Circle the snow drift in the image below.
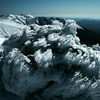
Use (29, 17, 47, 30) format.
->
(0, 14, 100, 100)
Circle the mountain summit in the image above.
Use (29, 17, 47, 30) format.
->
(0, 14, 100, 100)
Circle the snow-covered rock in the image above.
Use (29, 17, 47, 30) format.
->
(0, 14, 100, 100)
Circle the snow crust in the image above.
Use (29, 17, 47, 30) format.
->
(0, 14, 100, 100)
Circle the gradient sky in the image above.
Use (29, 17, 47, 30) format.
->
(0, 0, 100, 18)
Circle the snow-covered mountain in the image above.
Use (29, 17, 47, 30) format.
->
(0, 14, 100, 100)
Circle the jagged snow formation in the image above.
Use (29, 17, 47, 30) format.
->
(0, 14, 100, 100)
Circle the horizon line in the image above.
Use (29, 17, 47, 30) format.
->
(0, 13, 100, 19)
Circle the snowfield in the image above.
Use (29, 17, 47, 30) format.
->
(0, 14, 100, 100)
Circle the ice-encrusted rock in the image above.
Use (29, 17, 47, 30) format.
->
(2, 48, 49, 97)
(34, 49, 53, 68)
(0, 15, 100, 100)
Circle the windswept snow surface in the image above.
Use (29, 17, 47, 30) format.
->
(0, 14, 100, 100)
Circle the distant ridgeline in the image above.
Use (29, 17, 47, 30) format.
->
(0, 14, 100, 100)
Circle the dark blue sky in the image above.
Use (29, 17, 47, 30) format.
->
(0, 0, 100, 18)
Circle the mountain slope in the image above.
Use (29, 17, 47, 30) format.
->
(77, 27, 100, 46)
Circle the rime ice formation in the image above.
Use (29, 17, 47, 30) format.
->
(0, 14, 100, 100)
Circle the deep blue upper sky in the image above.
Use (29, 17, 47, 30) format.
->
(0, 0, 100, 18)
